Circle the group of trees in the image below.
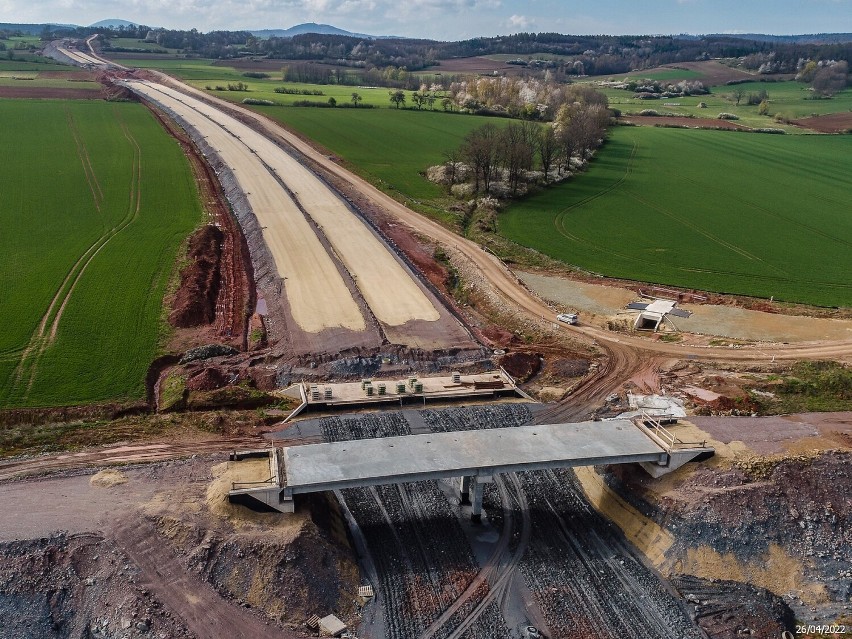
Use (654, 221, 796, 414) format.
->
(796, 59, 850, 96)
(445, 77, 609, 121)
(447, 95, 610, 196)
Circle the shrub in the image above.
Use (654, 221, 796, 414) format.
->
(242, 72, 269, 79)
(273, 86, 325, 95)
(717, 112, 739, 120)
(639, 109, 660, 116)
(242, 98, 275, 106)
(292, 100, 335, 108)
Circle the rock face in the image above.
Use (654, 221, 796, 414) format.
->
(169, 225, 223, 328)
(179, 343, 239, 365)
(608, 450, 852, 621)
(672, 575, 795, 639)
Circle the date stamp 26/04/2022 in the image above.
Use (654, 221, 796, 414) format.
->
(784, 626, 850, 637)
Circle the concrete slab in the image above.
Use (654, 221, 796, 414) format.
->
(281, 419, 668, 495)
(301, 371, 516, 407)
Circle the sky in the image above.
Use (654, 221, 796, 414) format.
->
(2, 0, 851, 40)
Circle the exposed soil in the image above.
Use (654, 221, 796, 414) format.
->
(791, 112, 852, 133)
(621, 115, 750, 130)
(148, 104, 253, 352)
(428, 56, 527, 76)
(517, 270, 852, 343)
(169, 225, 223, 328)
(185, 366, 229, 391)
(0, 456, 358, 637)
(0, 533, 194, 639)
(497, 352, 542, 382)
(671, 575, 795, 639)
(638, 61, 761, 87)
(607, 449, 852, 623)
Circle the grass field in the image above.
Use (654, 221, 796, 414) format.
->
(0, 76, 101, 89)
(105, 37, 177, 53)
(0, 100, 202, 408)
(500, 126, 852, 307)
(252, 106, 505, 224)
(598, 80, 852, 129)
(0, 58, 66, 72)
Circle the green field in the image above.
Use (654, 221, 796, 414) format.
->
(0, 100, 202, 407)
(251, 106, 506, 222)
(0, 76, 101, 90)
(106, 37, 176, 53)
(500, 126, 852, 307)
(597, 80, 852, 129)
(0, 58, 66, 72)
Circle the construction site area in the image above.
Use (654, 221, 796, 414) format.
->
(0, 36, 850, 639)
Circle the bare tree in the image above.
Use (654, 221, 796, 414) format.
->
(538, 125, 558, 182)
(499, 122, 537, 195)
(442, 148, 462, 193)
(461, 124, 499, 193)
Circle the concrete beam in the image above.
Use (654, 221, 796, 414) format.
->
(639, 448, 715, 478)
(281, 420, 670, 496)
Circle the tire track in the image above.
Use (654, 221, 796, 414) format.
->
(7, 110, 144, 401)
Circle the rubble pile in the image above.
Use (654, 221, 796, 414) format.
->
(0, 533, 191, 639)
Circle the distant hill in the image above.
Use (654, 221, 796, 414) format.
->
(0, 22, 76, 34)
(89, 19, 137, 29)
(701, 33, 852, 44)
(250, 22, 388, 39)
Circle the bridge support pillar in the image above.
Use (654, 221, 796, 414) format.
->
(459, 476, 471, 505)
(470, 475, 492, 523)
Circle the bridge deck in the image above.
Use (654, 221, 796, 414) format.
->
(280, 419, 667, 495)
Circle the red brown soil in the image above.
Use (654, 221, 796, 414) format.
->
(147, 105, 253, 350)
(481, 325, 514, 347)
(622, 115, 749, 130)
(37, 70, 97, 80)
(790, 112, 852, 133)
(0, 86, 103, 99)
(639, 61, 761, 86)
(430, 56, 526, 76)
(185, 366, 229, 391)
(498, 351, 542, 381)
(169, 225, 223, 328)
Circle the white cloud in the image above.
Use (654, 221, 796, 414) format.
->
(507, 13, 532, 29)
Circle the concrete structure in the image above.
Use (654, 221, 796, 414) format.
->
(229, 416, 712, 521)
(629, 298, 691, 331)
(291, 370, 521, 412)
(318, 614, 347, 637)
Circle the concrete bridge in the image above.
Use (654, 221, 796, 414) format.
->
(229, 416, 713, 521)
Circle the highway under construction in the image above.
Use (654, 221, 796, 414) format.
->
(29, 37, 848, 639)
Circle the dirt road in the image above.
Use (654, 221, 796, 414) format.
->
(110, 516, 297, 639)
